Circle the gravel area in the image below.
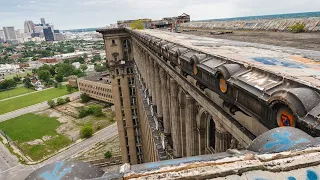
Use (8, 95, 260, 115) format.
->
(180, 28, 320, 51)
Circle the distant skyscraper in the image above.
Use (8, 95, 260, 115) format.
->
(0, 30, 5, 41)
(24, 20, 35, 35)
(3, 27, 17, 40)
(43, 27, 54, 41)
(41, 18, 46, 25)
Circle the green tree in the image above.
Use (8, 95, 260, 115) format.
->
(130, 20, 145, 30)
(104, 151, 112, 158)
(55, 63, 75, 77)
(47, 100, 56, 108)
(80, 93, 91, 102)
(55, 74, 63, 82)
(38, 70, 51, 82)
(66, 84, 73, 93)
(23, 78, 33, 89)
(0, 79, 17, 90)
(81, 126, 93, 138)
(13, 75, 21, 82)
(80, 64, 88, 71)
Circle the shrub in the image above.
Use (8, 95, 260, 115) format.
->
(104, 102, 114, 108)
(78, 107, 88, 118)
(66, 84, 73, 93)
(288, 22, 306, 33)
(65, 97, 70, 102)
(56, 98, 66, 105)
(87, 105, 104, 117)
(130, 20, 145, 30)
(104, 151, 112, 158)
(81, 126, 93, 138)
(47, 100, 56, 108)
(80, 93, 91, 102)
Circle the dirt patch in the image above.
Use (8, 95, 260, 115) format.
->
(181, 28, 320, 51)
(26, 139, 43, 145)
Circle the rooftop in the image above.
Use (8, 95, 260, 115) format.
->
(81, 72, 112, 84)
(139, 29, 320, 88)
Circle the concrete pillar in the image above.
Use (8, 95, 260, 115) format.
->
(186, 95, 198, 156)
(179, 93, 186, 157)
(151, 60, 156, 104)
(170, 78, 182, 157)
(160, 68, 170, 134)
(215, 122, 232, 153)
(155, 64, 162, 118)
(198, 128, 206, 155)
(147, 56, 152, 94)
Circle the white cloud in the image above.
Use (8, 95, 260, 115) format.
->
(29, 1, 36, 3)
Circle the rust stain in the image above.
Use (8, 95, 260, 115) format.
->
(290, 55, 316, 64)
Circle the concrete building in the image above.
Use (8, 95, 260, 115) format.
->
(0, 30, 5, 42)
(3, 27, 17, 40)
(40, 18, 46, 25)
(77, 73, 114, 103)
(43, 26, 54, 41)
(95, 27, 320, 168)
(24, 20, 35, 35)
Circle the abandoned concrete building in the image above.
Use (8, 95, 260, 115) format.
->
(95, 26, 320, 171)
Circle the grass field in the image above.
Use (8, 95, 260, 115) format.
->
(0, 113, 72, 161)
(4, 70, 32, 80)
(0, 87, 35, 100)
(0, 86, 71, 115)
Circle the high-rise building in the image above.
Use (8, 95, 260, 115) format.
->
(41, 18, 46, 25)
(3, 27, 17, 40)
(24, 20, 35, 35)
(97, 29, 142, 164)
(43, 26, 54, 41)
(0, 30, 5, 41)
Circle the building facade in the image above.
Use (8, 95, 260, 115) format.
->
(77, 73, 114, 103)
(43, 26, 54, 41)
(3, 27, 17, 40)
(24, 20, 35, 35)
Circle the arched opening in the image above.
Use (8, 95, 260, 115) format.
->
(207, 116, 216, 153)
(197, 109, 208, 155)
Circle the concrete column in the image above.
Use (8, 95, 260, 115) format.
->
(151, 60, 156, 104)
(160, 69, 170, 134)
(170, 78, 182, 157)
(179, 93, 186, 157)
(155, 64, 162, 118)
(147, 56, 152, 94)
(215, 122, 232, 153)
(186, 95, 198, 156)
(198, 128, 206, 155)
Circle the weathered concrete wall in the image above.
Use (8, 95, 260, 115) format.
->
(180, 18, 320, 32)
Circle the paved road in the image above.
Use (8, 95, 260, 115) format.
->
(0, 123, 118, 180)
(0, 92, 80, 122)
(0, 141, 19, 173)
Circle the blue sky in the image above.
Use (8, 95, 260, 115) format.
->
(1, 0, 320, 30)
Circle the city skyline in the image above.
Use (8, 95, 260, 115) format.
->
(1, 0, 320, 30)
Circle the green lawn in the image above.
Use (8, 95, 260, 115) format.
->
(4, 70, 32, 80)
(0, 86, 71, 115)
(0, 113, 72, 161)
(0, 87, 35, 100)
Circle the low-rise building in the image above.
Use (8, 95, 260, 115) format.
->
(77, 72, 113, 103)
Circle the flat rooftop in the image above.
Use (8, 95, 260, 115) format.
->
(81, 72, 112, 84)
(140, 29, 320, 88)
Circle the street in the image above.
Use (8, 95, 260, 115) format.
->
(0, 123, 118, 180)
